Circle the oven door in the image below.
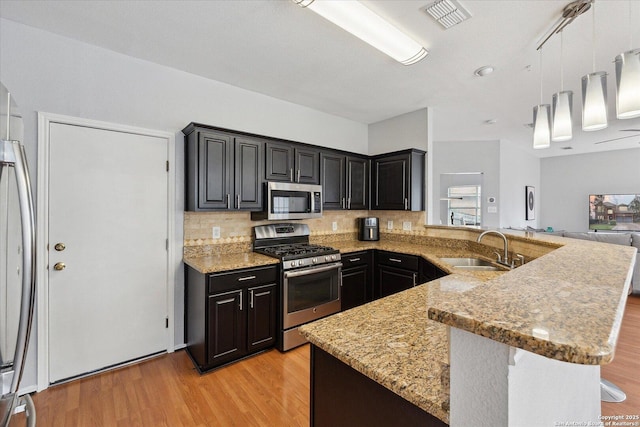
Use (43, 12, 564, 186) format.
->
(282, 262, 341, 329)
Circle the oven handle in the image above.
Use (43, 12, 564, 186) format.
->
(283, 262, 342, 279)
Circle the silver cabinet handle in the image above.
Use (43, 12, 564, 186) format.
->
(290, 168, 294, 182)
(342, 198, 346, 209)
(237, 194, 240, 210)
(249, 289, 254, 309)
(237, 275, 256, 281)
(239, 291, 243, 311)
(348, 197, 351, 209)
(226, 193, 230, 209)
(297, 169, 301, 182)
(389, 258, 402, 263)
(404, 198, 408, 210)
(413, 272, 417, 287)
(348, 258, 361, 262)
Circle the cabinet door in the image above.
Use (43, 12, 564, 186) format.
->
(247, 283, 277, 352)
(207, 289, 246, 365)
(295, 148, 320, 184)
(347, 156, 369, 210)
(199, 132, 233, 209)
(419, 257, 447, 284)
(320, 152, 346, 210)
(377, 265, 416, 298)
(372, 154, 409, 210)
(265, 141, 294, 182)
(234, 137, 264, 210)
(341, 265, 370, 311)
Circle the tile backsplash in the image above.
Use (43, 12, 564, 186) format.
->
(184, 210, 426, 247)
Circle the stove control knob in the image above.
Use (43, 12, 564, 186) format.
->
(312, 257, 318, 264)
(290, 261, 297, 268)
(325, 256, 330, 262)
(331, 255, 337, 261)
(299, 259, 305, 266)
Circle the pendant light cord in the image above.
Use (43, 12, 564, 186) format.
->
(592, 1, 596, 72)
(560, 30, 564, 90)
(539, 48, 543, 104)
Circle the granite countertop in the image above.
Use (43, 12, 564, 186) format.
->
(299, 274, 498, 425)
(184, 251, 278, 274)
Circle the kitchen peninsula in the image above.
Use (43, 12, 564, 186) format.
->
(298, 227, 637, 427)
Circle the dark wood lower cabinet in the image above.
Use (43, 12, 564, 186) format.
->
(378, 265, 416, 298)
(186, 265, 278, 372)
(341, 251, 372, 311)
(310, 345, 447, 427)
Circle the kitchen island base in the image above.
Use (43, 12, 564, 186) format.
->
(310, 345, 447, 427)
(450, 328, 601, 427)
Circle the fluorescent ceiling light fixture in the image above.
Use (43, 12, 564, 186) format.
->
(424, 0, 472, 29)
(615, 49, 640, 119)
(294, 0, 428, 65)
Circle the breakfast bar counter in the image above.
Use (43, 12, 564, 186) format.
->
(299, 229, 637, 426)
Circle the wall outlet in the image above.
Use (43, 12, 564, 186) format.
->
(403, 221, 412, 231)
(332, 221, 338, 231)
(212, 226, 221, 239)
(387, 220, 393, 230)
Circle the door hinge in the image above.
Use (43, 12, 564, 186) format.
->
(165, 317, 169, 328)
(166, 160, 169, 172)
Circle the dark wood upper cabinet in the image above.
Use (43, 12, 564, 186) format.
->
(184, 124, 264, 211)
(234, 137, 264, 210)
(320, 152, 346, 210)
(266, 141, 319, 184)
(321, 151, 369, 210)
(371, 149, 425, 211)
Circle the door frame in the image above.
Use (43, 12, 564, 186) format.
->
(36, 112, 176, 391)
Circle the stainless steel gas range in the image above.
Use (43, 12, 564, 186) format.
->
(253, 223, 341, 351)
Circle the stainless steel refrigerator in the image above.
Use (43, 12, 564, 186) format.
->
(0, 82, 36, 426)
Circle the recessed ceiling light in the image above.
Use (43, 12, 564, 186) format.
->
(474, 66, 494, 77)
(484, 119, 497, 125)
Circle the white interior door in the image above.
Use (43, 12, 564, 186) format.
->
(47, 122, 169, 383)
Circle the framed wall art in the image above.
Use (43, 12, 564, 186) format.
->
(526, 186, 535, 220)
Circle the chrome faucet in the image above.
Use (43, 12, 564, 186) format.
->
(477, 230, 510, 267)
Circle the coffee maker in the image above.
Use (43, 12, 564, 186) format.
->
(358, 217, 379, 241)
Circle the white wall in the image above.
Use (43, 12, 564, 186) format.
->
(540, 148, 640, 231)
(0, 18, 368, 391)
(431, 140, 501, 228)
(500, 141, 540, 229)
(368, 108, 428, 156)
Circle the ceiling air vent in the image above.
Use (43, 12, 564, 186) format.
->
(423, 0, 472, 29)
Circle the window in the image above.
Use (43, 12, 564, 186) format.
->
(447, 185, 481, 226)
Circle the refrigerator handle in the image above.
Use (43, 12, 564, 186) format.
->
(8, 140, 36, 394)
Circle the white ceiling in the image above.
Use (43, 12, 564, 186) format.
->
(1, 0, 639, 158)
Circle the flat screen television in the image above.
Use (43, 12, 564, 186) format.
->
(589, 194, 640, 231)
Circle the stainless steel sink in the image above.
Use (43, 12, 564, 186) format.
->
(440, 257, 501, 271)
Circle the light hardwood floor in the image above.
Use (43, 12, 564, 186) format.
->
(10, 295, 640, 426)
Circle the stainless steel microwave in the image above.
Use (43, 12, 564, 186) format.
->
(252, 182, 322, 220)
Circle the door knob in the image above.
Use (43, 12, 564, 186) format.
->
(54, 243, 66, 251)
(53, 262, 66, 271)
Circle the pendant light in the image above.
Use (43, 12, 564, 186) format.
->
(581, 2, 608, 131)
(533, 49, 551, 149)
(614, 1, 640, 119)
(552, 30, 573, 142)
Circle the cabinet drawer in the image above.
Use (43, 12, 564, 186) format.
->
(342, 251, 369, 268)
(208, 265, 278, 294)
(376, 251, 418, 271)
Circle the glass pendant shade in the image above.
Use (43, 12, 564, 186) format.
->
(615, 49, 640, 119)
(552, 91, 573, 142)
(581, 72, 608, 131)
(533, 104, 551, 149)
